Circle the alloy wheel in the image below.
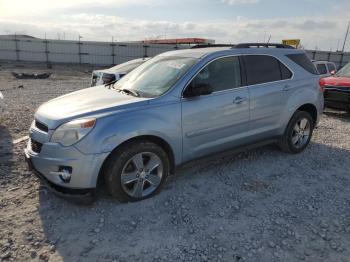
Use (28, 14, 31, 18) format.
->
(291, 118, 311, 148)
(120, 152, 163, 198)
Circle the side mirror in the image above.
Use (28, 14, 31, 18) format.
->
(184, 83, 213, 98)
(330, 70, 336, 75)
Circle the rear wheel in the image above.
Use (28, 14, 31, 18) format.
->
(104, 141, 170, 202)
(346, 106, 350, 115)
(278, 111, 314, 154)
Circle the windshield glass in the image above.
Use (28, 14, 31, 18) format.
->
(336, 63, 350, 77)
(114, 56, 198, 97)
(111, 59, 148, 73)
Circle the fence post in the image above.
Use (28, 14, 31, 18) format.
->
(78, 36, 82, 65)
(111, 42, 116, 65)
(143, 45, 149, 58)
(327, 52, 331, 62)
(339, 52, 344, 69)
(312, 51, 316, 60)
(14, 34, 20, 62)
(43, 39, 51, 68)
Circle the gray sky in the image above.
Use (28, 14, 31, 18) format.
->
(0, 0, 349, 51)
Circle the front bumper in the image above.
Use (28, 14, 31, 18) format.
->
(25, 155, 96, 203)
(324, 88, 350, 110)
(24, 138, 109, 190)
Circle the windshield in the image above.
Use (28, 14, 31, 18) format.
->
(336, 63, 350, 77)
(111, 59, 148, 73)
(114, 56, 198, 97)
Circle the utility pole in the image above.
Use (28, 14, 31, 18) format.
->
(267, 35, 271, 44)
(341, 21, 350, 53)
(339, 21, 350, 69)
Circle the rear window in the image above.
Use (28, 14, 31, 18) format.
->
(244, 55, 292, 85)
(286, 53, 318, 74)
(316, 64, 327, 74)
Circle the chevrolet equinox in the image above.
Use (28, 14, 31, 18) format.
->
(25, 43, 324, 202)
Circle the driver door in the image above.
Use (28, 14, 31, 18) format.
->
(181, 56, 250, 162)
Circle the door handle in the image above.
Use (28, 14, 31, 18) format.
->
(282, 85, 292, 91)
(233, 96, 247, 104)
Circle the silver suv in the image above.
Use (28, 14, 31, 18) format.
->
(25, 43, 324, 202)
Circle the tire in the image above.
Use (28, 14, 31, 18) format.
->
(278, 110, 314, 154)
(104, 141, 170, 202)
(346, 106, 350, 115)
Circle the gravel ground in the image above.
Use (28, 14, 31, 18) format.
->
(0, 64, 350, 262)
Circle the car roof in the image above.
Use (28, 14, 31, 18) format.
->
(160, 46, 305, 59)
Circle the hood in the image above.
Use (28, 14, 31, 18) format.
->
(323, 76, 350, 87)
(35, 86, 149, 128)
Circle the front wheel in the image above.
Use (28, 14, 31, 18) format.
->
(104, 141, 170, 202)
(278, 111, 314, 154)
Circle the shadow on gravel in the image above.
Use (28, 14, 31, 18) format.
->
(36, 141, 350, 261)
(0, 125, 13, 181)
(324, 110, 350, 123)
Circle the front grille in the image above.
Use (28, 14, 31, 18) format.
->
(35, 120, 49, 133)
(30, 139, 43, 154)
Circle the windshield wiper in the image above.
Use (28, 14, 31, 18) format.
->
(114, 88, 140, 97)
(104, 80, 118, 88)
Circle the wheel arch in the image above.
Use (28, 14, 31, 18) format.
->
(296, 103, 318, 125)
(97, 135, 176, 187)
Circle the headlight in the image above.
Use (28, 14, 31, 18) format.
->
(51, 118, 96, 146)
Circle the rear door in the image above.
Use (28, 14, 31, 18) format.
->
(243, 55, 293, 136)
(181, 56, 250, 161)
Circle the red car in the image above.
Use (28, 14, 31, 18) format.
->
(320, 62, 350, 113)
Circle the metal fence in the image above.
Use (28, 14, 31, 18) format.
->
(0, 37, 188, 66)
(0, 37, 349, 69)
(305, 50, 350, 69)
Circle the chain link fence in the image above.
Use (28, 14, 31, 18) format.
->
(305, 50, 350, 69)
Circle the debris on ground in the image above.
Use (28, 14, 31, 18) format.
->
(11, 72, 52, 79)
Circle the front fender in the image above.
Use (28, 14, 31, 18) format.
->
(74, 102, 182, 165)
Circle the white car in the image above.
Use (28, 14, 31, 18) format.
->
(91, 58, 150, 86)
(312, 60, 337, 77)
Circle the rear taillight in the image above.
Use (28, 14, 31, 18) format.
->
(319, 78, 326, 92)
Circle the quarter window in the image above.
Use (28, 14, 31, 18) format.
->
(286, 53, 318, 75)
(188, 56, 242, 93)
(244, 55, 292, 85)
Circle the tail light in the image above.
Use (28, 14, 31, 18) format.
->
(319, 78, 326, 92)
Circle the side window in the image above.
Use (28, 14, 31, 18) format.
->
(316, 64, 327, 74)
(244, 55, 290, 85)
(189, 56, 241, 93)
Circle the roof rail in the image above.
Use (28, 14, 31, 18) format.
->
(190, 44, 235, 49)
(234, 43, 295, 49)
